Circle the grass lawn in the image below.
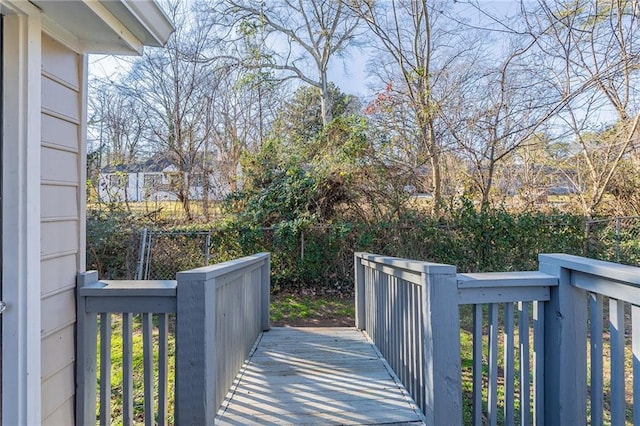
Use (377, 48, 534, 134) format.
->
(270, 293, 355, 327)
(88, 200, 223, 222)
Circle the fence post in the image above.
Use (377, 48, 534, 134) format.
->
(354, 253, 365, 330)
(539, 254, 587, 424)
(421, 264, 462, 425)
(76, 271, 99, 426)
(175, 270, 216, 425)
(615, 218, 621, 262)
(137, 228, 147, 280)
(204, 230, 211, 265)
(261, 253, 271, 331)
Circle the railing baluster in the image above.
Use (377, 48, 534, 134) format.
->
(518, 301, 530, 426)
(158, 313, 169, 426)
(401, 280, 409, 387)
(633, 305, 640, 426)
(472, 304, 483, 425)
(385, 273, 390, 360)
(372, 269, 377, 344)
(504, 302, 515, 426)
(488, 303, 499, 426)
(100, 312, 112, 426)
(142, 313, 155, 426)
(390, 276, 395, 369)
(417, 284, 424, 413)
(412, 284, 419, 406)
(371, 268, 375, 336)
(533, 300, 544, 426)
(123, 313, 133, 426)
(355, 256, 365, 330)
(372, 268, 377, 340)
(609, 298, 626, 425)
(394, 277, 400, 374)
(589, 293, 604, 426)
(384, 272, 389, 358)
(366, 268, 371, 333)
(395, 278, 401, 376)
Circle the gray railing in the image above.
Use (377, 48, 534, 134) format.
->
(538, 253, 640, 425)
(354, 253, 462, 424)
(356, 252, 640, 425)
(175, 252, 270, 424)
(76, 252, 270, 425)
(456, 271, 556, 425)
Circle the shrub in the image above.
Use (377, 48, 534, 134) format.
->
(86, 204, 587, 293)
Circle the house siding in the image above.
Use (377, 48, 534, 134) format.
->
(40, 33, 83, 424)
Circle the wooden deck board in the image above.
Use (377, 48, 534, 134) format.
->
(216, 327, 426, 426)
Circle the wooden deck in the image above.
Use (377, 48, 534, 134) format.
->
(215, 327, 426, 425)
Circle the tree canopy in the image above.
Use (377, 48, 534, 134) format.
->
(88, 0, 640, 221)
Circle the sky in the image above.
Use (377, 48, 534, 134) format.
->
(89, 1, 522, 100)
(89, 49, 373, 98)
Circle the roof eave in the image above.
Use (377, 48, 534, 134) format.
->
(101, 0, 174, 48)
(29, 0, 174, 55)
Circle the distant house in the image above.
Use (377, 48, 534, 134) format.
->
(1, 1, 173, 424)
(98, 156, 231, 202)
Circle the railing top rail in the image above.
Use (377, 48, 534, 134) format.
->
(177, 252, 270, 281)
(78, 280, 177, 297)
(355, 252, 455, 274)
(540, 253, 640, 286)
(78, 278, 177, 314)
(457, 271, 558, 289)
(456, 271, 556, 305)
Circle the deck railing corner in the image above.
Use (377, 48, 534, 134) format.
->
(355, 253, 462, 425)
(175, 252, 271, 425)
(76, 252, 270, 426)
(538, 254, 588, 424)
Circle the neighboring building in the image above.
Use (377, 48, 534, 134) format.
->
(1, 1, 172, 424)
(98, 157, 231, 203)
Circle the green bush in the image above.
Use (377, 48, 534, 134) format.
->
(86, 209, 146, 279)
(86, 204, 587, 293)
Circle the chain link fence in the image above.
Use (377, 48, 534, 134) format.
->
(89, 215, 640, 288)
(137, 229, 211, 280)
(586, 217, 640, 266)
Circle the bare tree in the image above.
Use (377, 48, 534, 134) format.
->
(443, 48, 557, 209)
(88, 79, 148, 167)
(351, 0, 483, 213)
(523, 0, 640, 217)
(210, 67, 283, 194)
(223, 0, 361, 125)
(125, 1, 220, 220)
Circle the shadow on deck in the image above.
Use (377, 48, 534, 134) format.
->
(216, 327, 426, 425)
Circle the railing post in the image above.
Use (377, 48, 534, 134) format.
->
(539, 254, 588, 424)
(354, 253, 365, 330)
(175, 270, 216, 425)
(76, 271, 99, 426)
(261, 253, 271, 331)
(421, 264, 462, 425)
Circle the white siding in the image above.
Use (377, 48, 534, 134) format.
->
(41, 363, 75, 424)
(41, 254, 77, 296)
(42, 403, 74, 426)
(40, 33, 82, 424)
(42, 147, 80, 183)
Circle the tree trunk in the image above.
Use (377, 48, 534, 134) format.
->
(320, 78, 332, 126)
